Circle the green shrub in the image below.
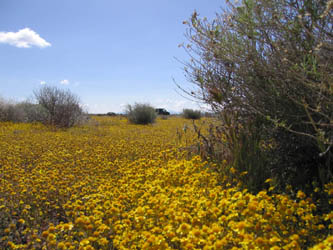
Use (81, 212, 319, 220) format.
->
(125, 103, 157, 125)
(181, 0, 333, 193)
(182, 109, 201, 120)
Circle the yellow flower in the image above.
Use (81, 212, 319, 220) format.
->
(327, 187, 333, 196)
(1, 116, 330, 250)
(184, 242, 195, 249)
(75, 216, 85, 225)
(177, 223, 191, 234)
(255, 237, 266, 245)
(248, 201, 258, 211)
(215, 239, 227, 248)
(80, 238, 90, 246)
(47, 233, 56, 241)
(236, 221, 247, 231)
(327, 235, 333, 243)
(48, 225, 56, 233)
(270, 236, 281, 244)
(84, 245, 95, 250)
(290, 234, 299, 241)
(98, 237, 109, 246)
(57, 242, 66, 250)
(324, 212, 333, 221)
(230, 167, 236, 174)
(41, 231, 49, 238)
(211, 223, 221, 233)
(208, 234, 216, 241)
(49, 240, 57, 246)
(147, 235, 156, 244)
(191, 228, 201, 238)
(265, 178, 272, 183)
(296, 190, 306, 199)
(63, 223, 74, 231)
(18, 218, 25, 224)
(97, 223, 109, 232)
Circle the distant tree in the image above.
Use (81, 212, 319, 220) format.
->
(15, 102, 49, 123)
(182, 109, 201, 120)
(155, 108, 170, 115)
(125, 103, 157, 125)
(34, 86, 85, 128)
(107, 112, 117, 116)
(180, 0, 333, 190)
(0, 98, 24, 122)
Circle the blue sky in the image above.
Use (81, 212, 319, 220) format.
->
(0, 0, 224, 113)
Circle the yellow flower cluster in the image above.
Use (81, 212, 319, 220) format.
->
(0, 117, 331, 249)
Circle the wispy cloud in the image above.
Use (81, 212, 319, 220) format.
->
(60, 79, 69, 85)
(40, 81, 46, 85)
(0, 28, 51, 48)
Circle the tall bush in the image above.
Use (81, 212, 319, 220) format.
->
(0, 97, 59, 124)
(182, 109, 201, 120)
(34, 86, 85, 128)
(0, 98, 25, 122)
(181, 0, 333, 191)
(125, 103, 157, 125)
(15, 102, 49, 123)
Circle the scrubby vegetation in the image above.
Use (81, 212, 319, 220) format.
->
(34, 86, 86, 128)
(180, 0, 333, 202)
(0, 116, 332, 249)
(125, 103, 157, 125)
(182, 109, 201, 120)
(0, 98, 48, 123)
(0, 86, 86, 128)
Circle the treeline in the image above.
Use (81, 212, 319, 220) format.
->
(0, 86, 86, 128)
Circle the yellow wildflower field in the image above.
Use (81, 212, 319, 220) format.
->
(0, 117, 332, 249)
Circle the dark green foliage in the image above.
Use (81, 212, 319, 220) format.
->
(126, 103, 157, 125)
(181, 0, 333, 193)
(182, 109, 201, 120)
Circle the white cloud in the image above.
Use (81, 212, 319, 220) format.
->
(0, 28, 51, 48)
(40, 81, 46, 85)
(60, 79, 69, 85)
